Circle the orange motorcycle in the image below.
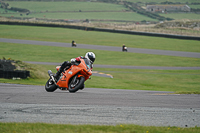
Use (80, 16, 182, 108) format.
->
(45, 58, 92, 93)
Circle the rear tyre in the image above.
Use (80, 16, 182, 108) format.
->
(45, 78, 58, 92)
(68, 76, 85, 93)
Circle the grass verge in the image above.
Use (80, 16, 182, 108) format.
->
(0, 122, 200, 133)
(0, 64, 199, 93)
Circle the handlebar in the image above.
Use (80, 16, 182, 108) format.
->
(71, 62, 80, 66)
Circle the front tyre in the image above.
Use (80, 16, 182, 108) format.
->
(45, 78, 58, 92)
(68, 76, 85, 93)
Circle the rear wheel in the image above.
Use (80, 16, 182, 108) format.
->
(68, 76, 85, 93)
(45, 78, 58, 92)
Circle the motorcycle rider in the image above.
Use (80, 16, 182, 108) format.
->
(54, 52, 95, 80)
(122, 44, 127, 52)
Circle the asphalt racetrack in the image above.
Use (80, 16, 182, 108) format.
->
(0, 83, 200, 127)
(0, 38, 200, 127)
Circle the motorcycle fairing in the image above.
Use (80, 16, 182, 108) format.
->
(56, 59, 92, 89)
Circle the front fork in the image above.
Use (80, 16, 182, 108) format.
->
(70, 74, 78, 88)
(72, 75, 77, 84)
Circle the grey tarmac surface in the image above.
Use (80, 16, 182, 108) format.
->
(0, 83, 200, 127)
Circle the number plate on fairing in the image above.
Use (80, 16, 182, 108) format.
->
(68, 71, 72, 74)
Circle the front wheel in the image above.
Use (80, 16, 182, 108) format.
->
(68, 76, 85, 93)
(45, 78, 58, 92)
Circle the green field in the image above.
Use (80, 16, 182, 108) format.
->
(1, 1, 200, 21)
(159, 13, 200, 20)
(0, 12, 157, 21)
(2, 1, 149, 21)
(189, 5, 200, 9)
(126, 0, 200, 3)
(0, 8, 15, 13)
(7, 2, 126, 12)
(0, 25, 199, 93)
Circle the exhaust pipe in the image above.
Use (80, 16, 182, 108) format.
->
(48, 70, 57, 85)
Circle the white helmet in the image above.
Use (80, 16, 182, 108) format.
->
(85, 52, 95, 63)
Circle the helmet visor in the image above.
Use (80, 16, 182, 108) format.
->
(90, 57, 95, 63)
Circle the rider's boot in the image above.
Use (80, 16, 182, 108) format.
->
(54, 61, 71, 81)
(54, 67, 63, 81)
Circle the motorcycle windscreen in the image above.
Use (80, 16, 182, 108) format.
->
(83, 58, 92, 71)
